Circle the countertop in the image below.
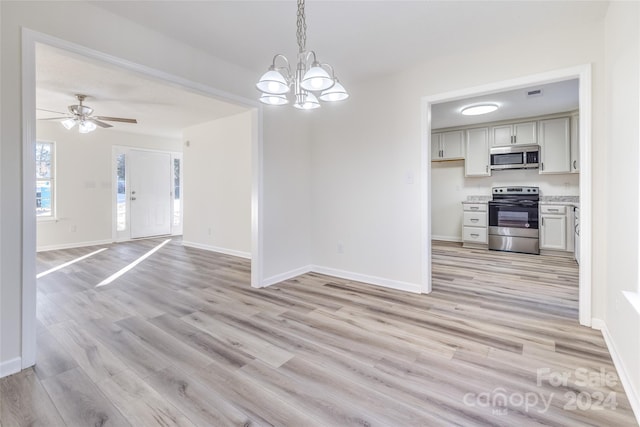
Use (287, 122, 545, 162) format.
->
(462, 195, 579, 208)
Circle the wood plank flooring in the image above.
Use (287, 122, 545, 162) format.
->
(1, 239, 636, 426)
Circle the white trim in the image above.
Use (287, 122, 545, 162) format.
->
(421, 64, 593, 326)
(431, 235, 463, 243)
(262, 265, 314, 288)
(311, 265, 422, 294)
(21, 29, 37, 370)
(37, 239, 112, 252)
(593, 319, 640, 424)
(251, 108, 264, 288)
(182, 240, 251, 260)
(20, 28, 264, 375)
(0, 357, 22, 379)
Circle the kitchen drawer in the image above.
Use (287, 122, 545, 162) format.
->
(463, 227, 487, 243)
(462, 203, 487, 212)
(463, 211, 487, 227)
(540, 205, 567, 214)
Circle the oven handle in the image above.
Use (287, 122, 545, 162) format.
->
(489, 202, 538, 208)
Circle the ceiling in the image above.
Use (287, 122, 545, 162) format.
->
(36, 44, 247, 138)
(432, 79, 579, 129)
(37, 2, 604, 138)
(94, 1, 609, 84)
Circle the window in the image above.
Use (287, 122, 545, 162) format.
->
(173, 157, 182, 226)
(35, 141, 54, 217)
(116, 153, 127, 231)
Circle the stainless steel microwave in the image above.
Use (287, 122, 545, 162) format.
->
(490, 145, 539, 170)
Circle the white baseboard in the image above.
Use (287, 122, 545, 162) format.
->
(311, 265, 422, 294)
(431, 235, 462, 243)
(181, 241, 251, 259)
(37, 239, 112, 252)
(262, 265, 313, 288)
(593, 318, 640, 424)
(0, 357, 22, 378)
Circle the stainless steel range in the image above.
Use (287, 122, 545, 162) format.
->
(488, 186, 540, 255)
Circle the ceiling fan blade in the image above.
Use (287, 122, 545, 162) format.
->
(88, 118, 113, 128)
(37, 108, 68, 115)
(38, 117, 72, 121)
(94, 116, 138, 124)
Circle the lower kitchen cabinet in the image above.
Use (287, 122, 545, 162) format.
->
(462, 202, 488, 247)
(539, 204, 575, 252)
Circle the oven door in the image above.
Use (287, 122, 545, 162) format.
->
(488, 201, 539, 238)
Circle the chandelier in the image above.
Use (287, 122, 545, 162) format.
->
(256, 0, 348, 109)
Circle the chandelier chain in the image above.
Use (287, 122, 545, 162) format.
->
(296, 0, 307, 53)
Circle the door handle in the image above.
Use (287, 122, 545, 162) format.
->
(573, 160, 577, 170)
(131, 197, 136, 201)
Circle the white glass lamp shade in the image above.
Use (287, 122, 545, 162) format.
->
(300, 65, 334, 91)
(319, 81, 349, 102)
(293, 92, 321, 110)
(79, 120, 97, 133)
(61, 118, 77, 130)
(256, 69, 290, 95)
(259, 93, 289, 106)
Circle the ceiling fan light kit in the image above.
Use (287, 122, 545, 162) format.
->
(256, 0, 349, 109)
(38, 94, 138, 133)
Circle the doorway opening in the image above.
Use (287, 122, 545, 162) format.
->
(21, 29, 263, 369)
(421, 65, 592, 327)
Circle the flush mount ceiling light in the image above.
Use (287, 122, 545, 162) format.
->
(256, 0, 349, 109)
(461, 104, 499, 116)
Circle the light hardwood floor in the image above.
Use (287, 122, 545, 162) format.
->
(0, 239, 636, 426)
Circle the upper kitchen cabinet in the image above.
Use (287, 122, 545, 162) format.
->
(570, 113, 579, 173)
(491, 121, 537, 147)
(432, 130, 465, 161)
(465, 127, 490, 177)
(539, 117, 571, 174)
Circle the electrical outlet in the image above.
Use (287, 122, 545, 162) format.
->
(337, 242, 344, 254)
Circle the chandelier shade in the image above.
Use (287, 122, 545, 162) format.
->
(319, 80, 349, 102)
(61, 118, 77, 130)
(78, 121, 97, 133)
(256, 69, 290, 95)
(255, 0, 348, 109)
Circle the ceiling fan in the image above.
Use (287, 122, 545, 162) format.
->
(38, 94, 137, 133)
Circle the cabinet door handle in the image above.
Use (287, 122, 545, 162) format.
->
(541, 162, 544, 171)
(470, 207, 479, 210)
(470, 218, 479, 223)
(485, 165, 488, 173)
(541, 217, 544, 226)
(575, 224, 580, 236)
(573, 160, 577, 170)
(470, 233, 479, 238)
(513, 135, 517, 144)
(548, 208, 559, 212)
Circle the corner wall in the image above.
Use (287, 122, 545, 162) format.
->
(603, 0, 640, 416)
(182, 111, 252, 257)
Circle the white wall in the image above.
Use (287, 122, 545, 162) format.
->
(311, 19, 605, 291)
(431, 161, 579, 240)
(1, 1, 312, 372)
(603, 0, 640, 413)
(36, 121, 181, 250)
(182, 111, 252, 257)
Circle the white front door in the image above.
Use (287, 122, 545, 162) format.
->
(129, 150, 172, 238)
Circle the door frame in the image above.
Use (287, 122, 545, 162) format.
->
(421, 64, 593, 327)
(112, 146, 183, 241)
(21, 28, 264, 369)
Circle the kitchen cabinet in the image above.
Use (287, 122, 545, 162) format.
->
(462, 202, 488, 247)
(540, 204, 573, 251)
(491, 121, 537, 147)
(570, 113, 579, 173)
(539, 117, 571, 174)
(465, 127, 490, 177)
(432, 130, 465, 161)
